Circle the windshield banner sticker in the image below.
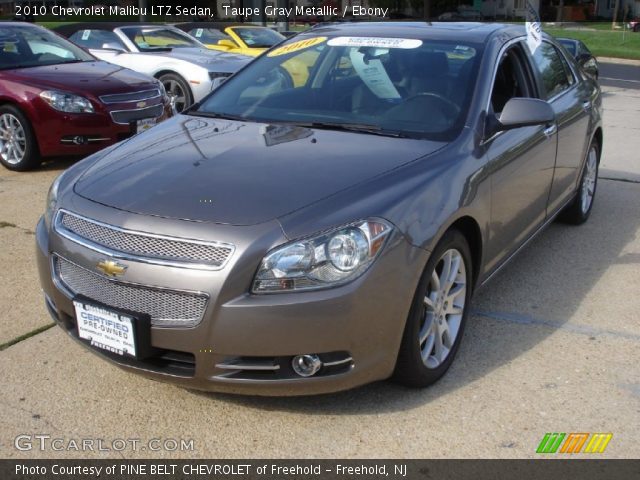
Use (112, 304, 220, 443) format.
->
(349, 49, 401, 100)
(328, 37, 422, 49)
(267, 37, 327, 57)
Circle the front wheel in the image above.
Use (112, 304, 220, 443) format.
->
(393, 230, 473, 388)
(559, 141, 599, 225)
(159, 73, 193, 113)
(0, 105, 39, 171)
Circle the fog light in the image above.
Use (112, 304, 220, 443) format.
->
(292, 354, 322, 377)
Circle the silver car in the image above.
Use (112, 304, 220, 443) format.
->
(37, 23, 603, 395)
(54, 23, 251, 112)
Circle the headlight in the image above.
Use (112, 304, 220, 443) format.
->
(44, 172, 64, 226)
(252, 220, 393, 293)
(40, 90, 94, 113)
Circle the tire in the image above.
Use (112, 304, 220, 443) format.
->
(559, 140, 599, 225)
(158, 73, 193, 113)
(634, 25, 640, 33)
(0, 105, 40, 171)
(393, 230, 473, 388)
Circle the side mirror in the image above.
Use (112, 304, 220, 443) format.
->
(498, 97, 555, 131)
(217, 39, 238, 49)
(101, 43, 126, 53)
(577, 54, 598, 78)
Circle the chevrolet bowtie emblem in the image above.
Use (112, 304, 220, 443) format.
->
(136, 101, 147, 108)
(97, 260, 127, 277)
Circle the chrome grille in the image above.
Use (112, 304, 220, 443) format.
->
(110, 104, 164, 125)
(100, 89, 161, 104)
(54, 256, 207, 327)
(56, 210, 234, 269)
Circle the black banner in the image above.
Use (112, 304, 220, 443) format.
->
(1, 460, 639, 480)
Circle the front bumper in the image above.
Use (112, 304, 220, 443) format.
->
(35, 205, 428, 396)
(33, 104, 172, 158)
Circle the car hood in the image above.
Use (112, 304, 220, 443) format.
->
(151, 48, 251, 73)
(8, 61, 156, 96)
(74, 115, 445, 225)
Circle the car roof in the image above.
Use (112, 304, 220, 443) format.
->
(303, 21, 523, 43)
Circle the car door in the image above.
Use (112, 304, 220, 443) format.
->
(527, 40, 592, 215)
(483, 41, 558, 274)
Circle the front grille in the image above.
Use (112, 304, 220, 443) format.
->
(54, 256, 208, 327)
(110, 104, 164, 125)
(56, 210, 234, 269)
(100, 89, 161, 104)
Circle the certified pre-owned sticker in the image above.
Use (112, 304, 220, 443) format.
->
(267, 37, 327, 57)
(327, 37, 423, 49)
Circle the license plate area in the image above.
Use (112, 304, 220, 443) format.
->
(136, 117, 157, 133)
(73, 297, 154, 359)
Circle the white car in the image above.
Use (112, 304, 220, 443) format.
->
(55, 23, 251, 112)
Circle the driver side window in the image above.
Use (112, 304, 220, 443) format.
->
(490, 44, 533, 114)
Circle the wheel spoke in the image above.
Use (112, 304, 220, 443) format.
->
(419, 314, 434, 344)
(430, 269, 440, 292)
(423, 294, 436, 310)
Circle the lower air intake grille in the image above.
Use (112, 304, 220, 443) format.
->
(54, 256, 207, 328)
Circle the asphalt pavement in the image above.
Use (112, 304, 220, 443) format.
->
(0, 77, 638, 459)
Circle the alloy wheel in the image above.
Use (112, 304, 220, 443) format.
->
(163, 79, 187, 113)
(419, 248, 467, 369)
(0, 113, 27, 165)
(581, 146, 598, 215)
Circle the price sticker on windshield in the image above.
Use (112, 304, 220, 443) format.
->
(327, 37, 422, 49)
(268, 37, 327, 57)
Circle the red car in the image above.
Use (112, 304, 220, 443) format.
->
(0, 23, 172, 171)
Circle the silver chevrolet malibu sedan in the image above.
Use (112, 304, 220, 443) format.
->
(36, 22, 603, 395)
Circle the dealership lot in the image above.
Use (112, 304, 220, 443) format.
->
(0, 73, 638, 458)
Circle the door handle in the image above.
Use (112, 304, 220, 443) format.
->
(582, 101, 592, 112)
(543, 124, 557, 138)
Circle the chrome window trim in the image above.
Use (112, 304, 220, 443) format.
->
(54, 209, 235, 271)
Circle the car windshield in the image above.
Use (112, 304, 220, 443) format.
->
(121, 27, 200, 51)
(231, 27, 286, 48)
(193, 35, 481, 141)
(187, 27, 232, 44)
(0, 25, 94, 70)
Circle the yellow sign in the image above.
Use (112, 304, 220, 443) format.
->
(267, 37, 326, 57)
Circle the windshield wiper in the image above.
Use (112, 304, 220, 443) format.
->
(186, 111, 247, 121)
(291, 121, 409, 138)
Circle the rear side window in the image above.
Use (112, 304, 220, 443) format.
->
(530, 42, 575, 99)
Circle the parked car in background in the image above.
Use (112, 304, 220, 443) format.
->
(557, 37, 599, 79)
(174, 23, 286, 57)
(55, 23, 251, 112)
(0, 23, 172, 171)
(628, 19, 639, 32)
(37, 23, 603, 395)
